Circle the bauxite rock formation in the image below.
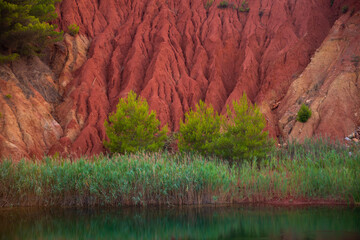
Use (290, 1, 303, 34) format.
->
(0, 0, 359, 159)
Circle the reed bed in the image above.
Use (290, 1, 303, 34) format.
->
(0, 139, 359, 207)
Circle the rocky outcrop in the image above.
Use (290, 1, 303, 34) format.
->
(0, 34, 90, 159)
(0, 58, 62, 159)
(1, 0, 359, 159)
(277, 10, 360, 141)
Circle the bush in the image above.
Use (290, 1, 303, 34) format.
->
(178, 101, 222, 155)
(178, 93, 273, 161)
(297, 104, 312, 123)
(215, 93, 273, 160)
(218, 1, 228, 9)
(205, 0, 214, 9)
(104, 91, 168, 154)
(0, 53, 19, 64)
(67, 23, 79, 36)
(342, 5, 349, 13)
(0, 0, 63, 62)
(238, 7, 250, 12)
(238, 1, 250, 12)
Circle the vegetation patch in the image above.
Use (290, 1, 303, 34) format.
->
(297, 104, 312, 123)
(67, 23, 80, 36)
(342, 5, 349, 13)
(238, 1, 250, 12)
(0, 53, 19, 64)
(104, 91, 168, 154)
(217, 1, 249, 12)
(205, 0, 214, 10)
(218, 1, 229, 9)
(178, 100, 222, 157)
(178, 93, 273, 161)
(0, 139, 359, 207)
(0, 0, 63, 63)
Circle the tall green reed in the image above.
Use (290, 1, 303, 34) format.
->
(0, 138, 359, 207)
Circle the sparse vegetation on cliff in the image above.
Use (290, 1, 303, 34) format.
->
(0, 0, 63, 63)
(218, 1, 229, 9)
(205, 0, 214, 10)
(238, 1, 250, 12)
(297, 104, 312, 123)
(67, 23, 80, 36)
(342, 5, 349, 13)
(0, 52, 18, 64)
(217, 1, 249, 12)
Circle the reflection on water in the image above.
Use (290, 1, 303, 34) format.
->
(0, 205, 359, 239)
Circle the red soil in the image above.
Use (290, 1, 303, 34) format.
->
(1, 0, 359, 158)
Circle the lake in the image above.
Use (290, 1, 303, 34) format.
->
(0, 205, 359, 239)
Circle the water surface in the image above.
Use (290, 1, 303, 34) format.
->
(0, 205, 359, 239)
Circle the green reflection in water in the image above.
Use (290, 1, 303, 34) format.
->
(0, 205, 359, 240)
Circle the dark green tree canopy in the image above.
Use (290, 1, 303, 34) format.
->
(0, 0, 62, 62)
(297, 104, 312, 123)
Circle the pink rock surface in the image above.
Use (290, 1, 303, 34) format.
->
(1, 0, 359, 159)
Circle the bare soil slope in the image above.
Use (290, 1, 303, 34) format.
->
(0, 0, 359, 159)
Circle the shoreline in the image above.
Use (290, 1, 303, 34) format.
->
(1, 199, 358, 209)
(0, 201, 358, 210)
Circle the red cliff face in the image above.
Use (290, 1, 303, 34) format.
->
(277, 10, 360, 142)
(1, 0, 359, 159)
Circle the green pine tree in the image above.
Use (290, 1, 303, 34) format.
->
(104, 91, 168, 154)
(215, 93, 273, 160)
(0, 0, 63, 63)
(178, 101, 223, 155)
(178, 93, 274, 161)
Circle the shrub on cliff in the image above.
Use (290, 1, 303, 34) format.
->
(0, 0, 63, 63)
(205, 0, 214, 10)
(218, 1, 229, 8)
(178, 93, 273, 161)
(178, 101, 222, 156)
(297, 104, 312, 123)
(67, 23, 79, 36)
(104, 91, 168, 154)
